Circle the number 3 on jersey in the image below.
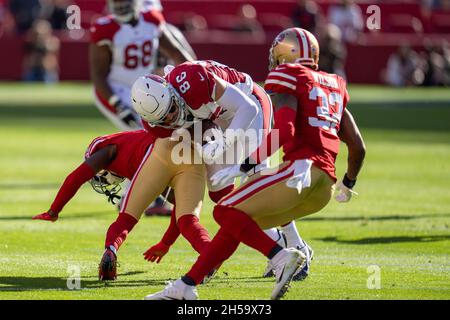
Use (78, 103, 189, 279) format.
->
(176, 71, 191, 94)
(308, 87, 343, 136)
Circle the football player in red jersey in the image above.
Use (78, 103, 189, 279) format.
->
(32, 130, 212, 281)
(144, 28, 366, 300)
(130, 61, 309, 276)
(90, 0, 195, 131)
(90, 0, 195, 216)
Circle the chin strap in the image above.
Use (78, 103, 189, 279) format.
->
(104, 190, 121, 205)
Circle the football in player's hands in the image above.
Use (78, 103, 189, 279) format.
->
(188, 119, 222, 146)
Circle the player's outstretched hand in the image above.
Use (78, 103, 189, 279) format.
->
(32, 211, 58, 222)
(334, 180, 358, 203)
(143, 241, 170, 263)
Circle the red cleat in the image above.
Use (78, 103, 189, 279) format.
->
(144, 196, 172, 217)
(98, 249, 117, 281)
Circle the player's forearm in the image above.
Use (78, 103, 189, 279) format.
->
(160, 209, 180, 246)
(50, 163, 96, 214)
(93, 77, 114, 101)
(345, 145, 366, 181)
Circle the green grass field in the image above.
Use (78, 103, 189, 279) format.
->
(0, 83, 449, 300)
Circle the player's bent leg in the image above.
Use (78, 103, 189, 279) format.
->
(171, 158, 211, 254)
(100, 140, 173, 280)
(120, 142, 172, 220)
(220, 162, 302, 221)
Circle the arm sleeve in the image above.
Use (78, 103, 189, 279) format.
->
(50, 163, 96, 214)
(160, 208, 181, 246)
(217, 84, 258, 132)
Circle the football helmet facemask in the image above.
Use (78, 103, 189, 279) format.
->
(269, 27, 320, 71)
(108, 0, 137, 23)
(131, 74, 194, 129)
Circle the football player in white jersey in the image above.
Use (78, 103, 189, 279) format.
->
(89, 0, 195, 131)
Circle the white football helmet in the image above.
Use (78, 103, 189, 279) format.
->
(131, 74, 192, 129)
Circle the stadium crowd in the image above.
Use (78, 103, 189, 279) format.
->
(0, 0, 450, 86)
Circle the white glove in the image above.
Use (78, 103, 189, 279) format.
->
(211, 165, 246, 187)
(202, 135, 233, 163)
(334, 180, 358, 203)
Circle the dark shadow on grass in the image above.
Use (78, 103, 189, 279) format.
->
(0, 211, 115, 221)
(0, 273, 167, 292)
(315, 234, 450, 245)
(302, 213, 450, 222)
(0, 105, 101, 119)
(208, 276, 273, 284)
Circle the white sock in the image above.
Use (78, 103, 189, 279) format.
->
(264, 228, 286, 247)
(281, 221, 304, 249)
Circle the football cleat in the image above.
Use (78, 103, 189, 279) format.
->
(262, 261, 274, 278)
(293, 241, 314, 281)
(263, 229, 286, 278)
(271, 248, 306, 300)
(144, 196, 173, 217)
(98, 248, 117, 281)
(144, 279, 198, 300)
(201, 263, 222, 284)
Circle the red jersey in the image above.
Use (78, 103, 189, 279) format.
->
(85, 130, 155, 179)
(264, 64, 350, 181)
(165, 60, 252, 121)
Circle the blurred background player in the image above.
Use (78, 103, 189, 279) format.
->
(144, 27, 366, 300)
(32, 130, 212, 281)
(90, 0, 195, 130)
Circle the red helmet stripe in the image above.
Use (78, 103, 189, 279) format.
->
(301, 30, 312, 60)
(294, 28, 305, 59)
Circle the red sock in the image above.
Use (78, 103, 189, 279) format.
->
(160, 208, 180, 246)
(213, 205, 278, 257)
(178, 214, 211, 254)
(105, 212, 138, 251)
(185, 227, 239, 284)
(209, 185, 234, 203)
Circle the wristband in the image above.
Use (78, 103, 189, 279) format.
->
(108, 94, 120, 107)
(343, 173, 356, 189)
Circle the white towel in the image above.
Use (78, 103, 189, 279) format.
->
(286, 159, 313, 194)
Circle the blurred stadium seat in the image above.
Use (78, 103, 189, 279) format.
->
(1, 0, 449, 83)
